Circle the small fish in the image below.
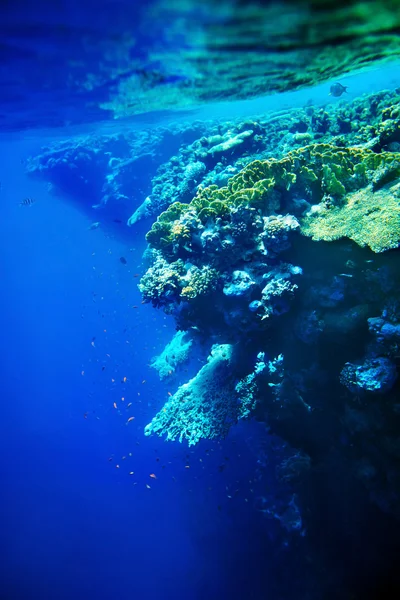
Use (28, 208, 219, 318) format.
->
(126, 416, 135, 423)
(149, 473, 157, 479)
(113, 219, 123, 223)
(19, 197, 36, 207)
(146, 484, 151, 489)
(113, 402, 117, 409)
(88, 221, 100, 230)
(329, 82, 348, 97)
(120, 257, 127, 265)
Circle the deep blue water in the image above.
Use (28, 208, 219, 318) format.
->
(0, 139, 290, 599)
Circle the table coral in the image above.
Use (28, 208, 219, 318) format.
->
(144, 344, 238, 445)
(301, 180, 400, 253)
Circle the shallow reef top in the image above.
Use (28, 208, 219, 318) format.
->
(2, 0, 400, 131)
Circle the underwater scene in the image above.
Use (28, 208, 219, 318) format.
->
(2, 1, 400, 599)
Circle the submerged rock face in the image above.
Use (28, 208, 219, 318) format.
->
(137, 92, 400, 525)
(26, 85, 400, 526)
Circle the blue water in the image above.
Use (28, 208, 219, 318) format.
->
(2, 22, 400, 599)
(0, 139, 289, 599)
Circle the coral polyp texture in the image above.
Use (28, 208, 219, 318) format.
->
(145, 143, 400, 257)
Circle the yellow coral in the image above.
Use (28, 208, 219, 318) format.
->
(301, 180, 400, 253)
(171, 221, 191, 240)
(180, 286, 196, 299)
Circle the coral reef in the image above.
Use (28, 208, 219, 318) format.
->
(340, 357, 397, 394)
(145, 344, 238, 446)
(146, 143, 400, 256)
(302, 179, 400, 253)
(28, 89, 400, 232)
(25, 85, 400, 528)
(150, 330, 196, 380)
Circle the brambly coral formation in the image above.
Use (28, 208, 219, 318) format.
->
(28, 88, 400, 232)
(145, 143, 400, 256)
(138, 101, 400, 524)
(26, 85, 400, 527)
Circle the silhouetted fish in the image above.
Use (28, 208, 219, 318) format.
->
(19, 197, 35, 206)
(329, 82, 348, 97)
(113, 219, 123, 223)
(120, 257, 127, 264)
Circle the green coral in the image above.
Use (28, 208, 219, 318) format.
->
(180, 265, 219, 300)
(146, 143, 400, 255)
(145, 202, 191, 249)
(138, 256, 186, 306)
(301, 180, 400, 253)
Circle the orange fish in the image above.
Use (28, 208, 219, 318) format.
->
(113, 402, 117, 409)
(126, 416, 135, 423)
(149, 473, 157, 479)
(123, 377, 127, 383)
